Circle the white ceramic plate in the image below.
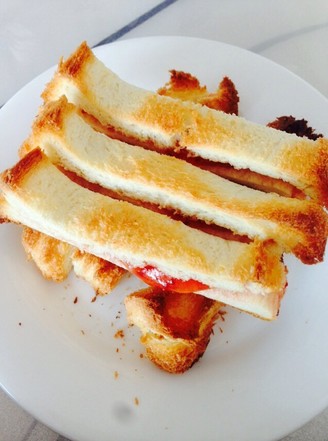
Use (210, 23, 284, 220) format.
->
(1, 36, 328, 441)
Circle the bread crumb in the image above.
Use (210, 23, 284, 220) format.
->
(218, 310, 227, 321)
(134, 397, 139, 406)
(73, 296, 78, 304)
(114, 329, 124, 339)
(91, 295, 97, 303)
(114, 371, 119, 379)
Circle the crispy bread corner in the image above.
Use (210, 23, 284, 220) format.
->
(72, 249, 126, 295)
(22, 227, 73, 282)
(125, 287, 224, 373)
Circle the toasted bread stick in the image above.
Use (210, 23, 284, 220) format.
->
(42, 42, 328, 207)
(0, 149, 286, 320)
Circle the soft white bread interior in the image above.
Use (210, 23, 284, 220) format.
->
(42, 42, 328, 207)
(0, 148, 287, 320)
(26, 97, 328, 264)
(125, 287, 224, 373)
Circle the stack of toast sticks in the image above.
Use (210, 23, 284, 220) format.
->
(0, 42, 327, 373)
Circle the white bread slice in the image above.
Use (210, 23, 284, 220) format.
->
(0, 149, 286, 320)
(42, 42, 328, 207)
(26, 97, 328, 264)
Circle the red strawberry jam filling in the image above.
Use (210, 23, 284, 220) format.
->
(132, 265, 209, 293)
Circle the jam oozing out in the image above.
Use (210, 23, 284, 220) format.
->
(132, 265, 209, 293)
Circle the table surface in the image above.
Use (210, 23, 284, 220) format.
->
(1, 1, 328, 440)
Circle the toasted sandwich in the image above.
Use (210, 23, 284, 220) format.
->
(18, 69, 239, 295)
(1, 42, 327, 373)
(0, 147, 287, 320)
(16, 70, 242, 372)
(24, 96, 327, 264)
(42, 42, 328, 207)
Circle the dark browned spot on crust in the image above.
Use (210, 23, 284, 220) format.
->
(267, 116, 323, 140)
(203, 76, 239, 115)
(158, 71, 239, 115)
(163, 70, 202, 90)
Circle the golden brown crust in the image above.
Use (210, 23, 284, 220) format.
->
(21, 227, 73, 282)
(20, 227, 125, 290)
(204, 76, 239, 115)
(0, 194, 11, 223)
(3, 148, 44, 188)
(58, 41, 92, 79)
(33, 96, 73, 134)
(125, 287, 223, 373)
(314, 138, 328, 209)
(42, 41, 92, 103)
(157, 70, 239, 115)
(71, 249, 126, 295)
(276, 137, 328, 209)
(268, 202, 328, 265)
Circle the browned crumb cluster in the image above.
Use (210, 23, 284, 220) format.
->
(114, 329, 125, 339)
(267, 115, 323, 140)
